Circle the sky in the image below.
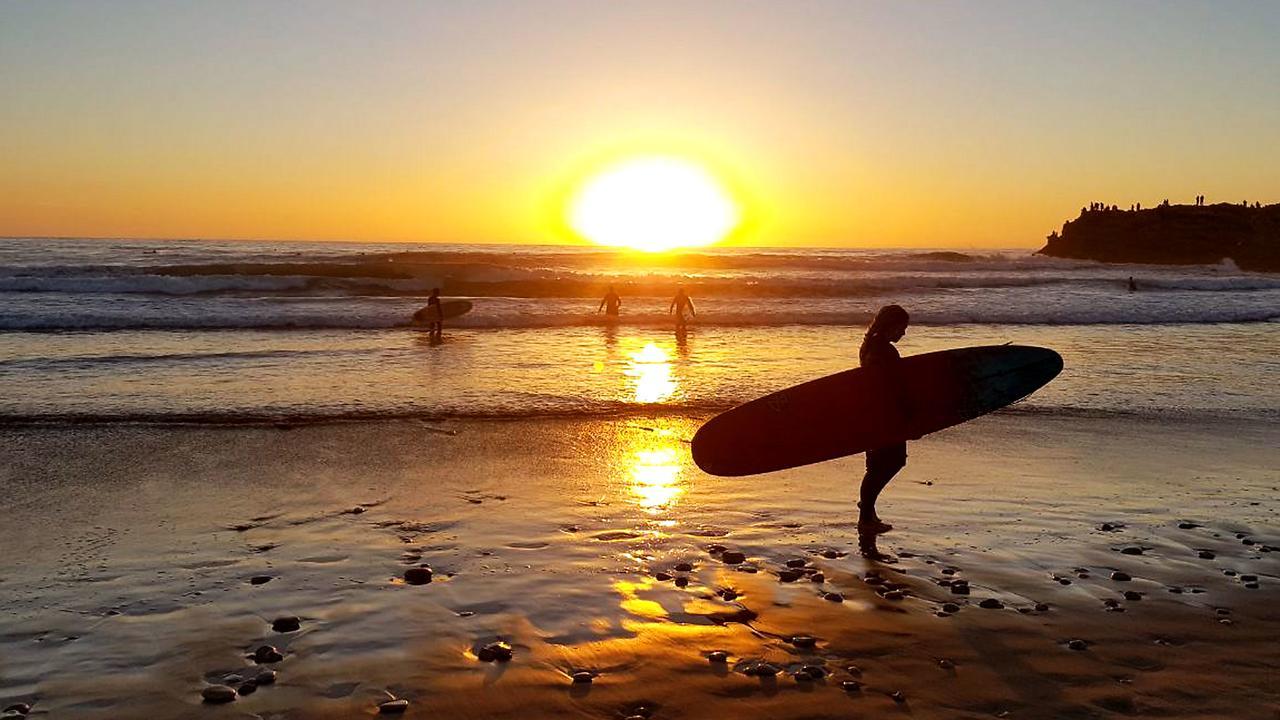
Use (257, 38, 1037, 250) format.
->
(2, 0, 1278, 248)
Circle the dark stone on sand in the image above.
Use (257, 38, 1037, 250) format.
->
(1098, 522, 1120, 532)
(477, 641, 513, 662)
(256, 669, 278, 685)
(1178, 521, 1199, 529)
(718, 587, 739, 600)
(938, 659, 954, 669)
(785, 559, 807, 568)
(1103, 598, 1119, 607)
(1120, 546, 1144, 555)
(810, 573, 825, 583)
(743, 661, 782, 677)
(941, 568, 956, 575)
(674, 576, 689, 588)
(202, 685, 237, 704)
(979, 598, 1003, 609)
(950, 583, 970, 595)
(253, 645, 284, 664)
(1035, 603, 1050, 612)
(1240, 574, 1258, 582)
(707, 650, 729, 663)
(571, 671, 594, 684)
(1067, 639, 1088, 651)
(821, 549, 842, 559)
(1168, 586, 1184, 593)
(250, 575, 273, 585)
(1223, 570, 1236, 576)
(404, 566, 433, 585)
(789, 635, 817, 649)
(720, 550, 746, 564)
(707, 544, 727, 554)
(798, 664, 826, 679)
(3, 705, 30, 716)
(1245, 582, 1260, 589)
(1242, 538, 1255, 545)
(891, 690, 906, 703)
(237, 680, 258, 696)
(778, 569, 804, 583)
(674, 562, 694, 572)
(654, 572, 672, 581)
(272, 615, 301, 632)
(1198, 550, 1215, 559)
(942, 603, 960, 613)
(222, 674, 244, 684)
(378, 699, 410, 714)
(883, 589, 905, 601)
(1111, 571, 1132, 582)
(845, 665, 863, 676)
(824, 592, 844, 603)
(842, 679, 863, 692)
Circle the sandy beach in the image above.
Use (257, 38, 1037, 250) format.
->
(1, 412, 1275, 719)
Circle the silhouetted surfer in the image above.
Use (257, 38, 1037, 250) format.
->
(858, 304, 911, 534)
(416, 287, 444, 338)
(1128, 276, 1138, 292)
(669, 286, 696, 328)
(598, 285, 622, 317)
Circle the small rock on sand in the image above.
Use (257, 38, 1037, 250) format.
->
(1067, 639, 1088, 651)
(707, 650, 729, 663)
(938, 659, 954, 669)
(1198, 550, 1215, 559)
(1111, 571, 1132, 582)
(3, 705, 31, 716)
(250, 576, 273, 585)
(1035, 603, 1050, 612)
(942, 603, 960, 613)
(477, 641, 513, 662)
(891, 690, 906, 703)
(842, 679, 863, 692)
(674, 576, 689, 588)
(674, 562, 693, 572)
(785, 559, 807, 568)
(810, 572, 825, 583)
(272, 615, 301, 632)
(777, 569, 804, 582)
(823, 592, 844, 603)
(256, 669, 278, 685)
(742, 661, 782, 677)
(798, 664, 825, 679)
(654, 572, 672, 581)
(571, 671, 594, 684)
(237, 681, 257, 696)
(845, 665, 862, 676)
(202, 685, 237, 704)
(1240, 574, 1258, 582)
(789, 635, 817, 648)
(404, 566, 433, 585)
(1124, 591, 1143, 601)
(253, 645, 284, 664)
(720, 551, 745, 564)
(883, 589, 905, 601)
(950, 583, 970, 595)
(979, 598, 1003, 609)
(1120, 546, 1144, 556)
(378, 698, 410, 714)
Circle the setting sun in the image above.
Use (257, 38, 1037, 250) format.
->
(568, 157, 739, 252)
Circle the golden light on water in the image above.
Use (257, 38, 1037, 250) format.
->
(626, 343, 677, 403)
(629, 447, 684, 513)
(568, 156, 739, 252)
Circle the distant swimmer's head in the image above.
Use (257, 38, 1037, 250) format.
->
(868, 304, 909, 342)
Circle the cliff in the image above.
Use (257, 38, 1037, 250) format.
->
(1038, 203, 1280, 272)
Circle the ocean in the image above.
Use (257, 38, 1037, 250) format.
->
(1, 237, 1277, 423)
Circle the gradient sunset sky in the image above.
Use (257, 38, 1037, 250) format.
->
(3, 1, 1277, 248)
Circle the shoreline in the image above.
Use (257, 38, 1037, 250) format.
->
(1, 412, 1276, 718)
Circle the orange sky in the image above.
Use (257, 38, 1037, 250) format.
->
(2, 2, 1277, 248)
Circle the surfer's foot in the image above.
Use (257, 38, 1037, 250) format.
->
(857, 517, 894, 534)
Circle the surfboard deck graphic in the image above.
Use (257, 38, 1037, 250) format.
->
(691, 345, 1063, 477)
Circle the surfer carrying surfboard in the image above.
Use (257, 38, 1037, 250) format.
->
(598, 285, 622, 317)
(422, 288, 443, 337)
(857, 304, 912, 534)
(669, 286, 696, 328)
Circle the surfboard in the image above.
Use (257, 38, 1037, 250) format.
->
(412, 300, 473, 326)
(691, 345, 1063, 477)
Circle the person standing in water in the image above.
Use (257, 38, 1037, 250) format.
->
(417, 287, 444, 338)
(669, 286, 696, 328)
(858, 304, 911, 534)
(1128, 276, 1138, 292)
(598, 285, 622, 317)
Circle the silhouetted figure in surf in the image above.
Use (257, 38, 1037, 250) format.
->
(857, 304, 911, 535)
(1128, 276, 1138, 293)
(669, 287, 696, 329)
(598, 285, 622, 317)
(419, 287, 444, 338)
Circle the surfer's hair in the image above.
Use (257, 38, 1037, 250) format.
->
(866, 304, 909, 339)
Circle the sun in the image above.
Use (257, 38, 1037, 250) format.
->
(568, 156, 739, 252)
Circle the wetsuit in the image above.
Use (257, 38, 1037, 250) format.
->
(859, 335, 907, 475)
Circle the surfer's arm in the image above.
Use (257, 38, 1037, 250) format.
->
(687, 298, 696, 316)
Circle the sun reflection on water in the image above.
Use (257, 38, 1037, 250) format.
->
(629, 446, 684, 513)
(626, 343, 677, 403)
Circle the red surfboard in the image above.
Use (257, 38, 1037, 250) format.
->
(691, 345, 1063, 477)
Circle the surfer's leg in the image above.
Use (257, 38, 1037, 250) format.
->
(859, 443, 906, 530)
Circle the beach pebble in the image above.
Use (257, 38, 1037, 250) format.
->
(202, 685, 237, 704)
(674, 576, 689, 588)
(250, 575, 273, 585)
(845, 664, 863, 676)
(809, 572, 825, 583)
(950, 583, 970, 595)
(1177, 521, 1200, 529)
(720, 551, 746, 564)
(1223, 569, 1236, 576)
(255, 669, 278, 685)
(1244, 582, 1259, 589)
(706, 544, 727, 554)
(1120, 546, 1144, 556)
(1098, 522, 1121, 532)
(253, 645, 284, 664)
(979, 598, 1003, 609)
(1035, 603, 1050, 612)
(237, 680, 258, 696)
(222, 673, 244, 684)
(891, 690, 906, 703)
(942, 602, 961, 613)
(743, 661, 782, 677)
(1111, 571, 1132, 582)
(1168, 586, 1184, 593)
(798, 664, 826, 679)
(1124, 591, 1143, 601)
(1067, 639, 1088, 651)
(477, 641, 513, 662)
(938, 659, 955, 669)
(707, 650, 730, 663)
(403, 566, 433, 585)
(883, 589, 905, 601)
(823, 592, 844, 603)
(571, 671, 594, 684)
(789, 634, 817, 648)
(785, 558, 808, 568)
(378, 698, 410, 714)
(841, 679, 863, 692)
(272, 615, 301, 632)
(674, 562, 693, 572)
(2, 705, 30, 716)
(777, 569, 804, 583)
(718, 587, 740, 601)
(1240, 574, 1258, 582)
(1198, 550, 1215, 559)
(654, 571, 672, 581)
(821, 549, 843, 559)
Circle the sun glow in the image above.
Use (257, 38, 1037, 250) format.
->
(569, 157, 739, 252)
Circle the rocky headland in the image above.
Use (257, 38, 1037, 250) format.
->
(1039, 202, 1280, 272)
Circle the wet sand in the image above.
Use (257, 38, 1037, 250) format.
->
(0, 413, 1277, 719)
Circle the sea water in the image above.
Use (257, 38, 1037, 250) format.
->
(1, 238, 1276, 422)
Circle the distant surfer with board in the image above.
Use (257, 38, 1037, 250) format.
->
(857, 304, 912, 534)
(598, 285, 622, 318)
(417, 288, 444, 337)
(669, 286, 696, 329)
